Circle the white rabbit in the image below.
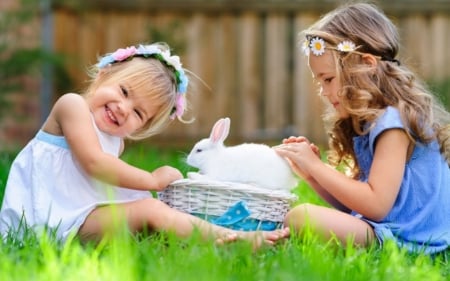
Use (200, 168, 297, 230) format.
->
(186, 117, 298, 191)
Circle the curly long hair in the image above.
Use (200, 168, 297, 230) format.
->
(302, 3, 450, 178)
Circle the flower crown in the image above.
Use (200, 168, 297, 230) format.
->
(97, 44, 189, 119)
(302, 36, 357, 57)
(302, 36, 400, 65)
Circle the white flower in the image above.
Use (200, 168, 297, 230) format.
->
(301, 39, 310, 56)
(160, 50, 171, 60)
(166, 55, 182, 70)
(337, 40, 356, 52)
(309, 37, 326, 56)
(160, 50, 182, 70)
(136, 45, 161, 56)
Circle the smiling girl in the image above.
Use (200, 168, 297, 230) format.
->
(0, 43, 288, 246)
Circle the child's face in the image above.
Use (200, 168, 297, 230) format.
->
(88, 81, 158, 137)
(308, 50, 349, 118)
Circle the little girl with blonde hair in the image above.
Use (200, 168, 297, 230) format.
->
(0, 42, 288, 246)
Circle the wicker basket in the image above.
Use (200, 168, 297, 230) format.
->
(158, 178, 297, 230)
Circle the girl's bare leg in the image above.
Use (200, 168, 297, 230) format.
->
(78, 197, 288, 246)
(284, 203, 375, 246)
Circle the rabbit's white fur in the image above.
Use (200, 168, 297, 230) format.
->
(186, 117, 298, 190)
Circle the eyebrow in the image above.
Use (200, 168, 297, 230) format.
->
(312, 72, 326, 80)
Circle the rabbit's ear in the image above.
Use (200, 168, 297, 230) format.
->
(210, 117, 230, 144)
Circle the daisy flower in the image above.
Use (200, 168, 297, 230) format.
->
(301, 39, 310, 56)
(337, 40, 356, 52)
(309, 37, 326, 56)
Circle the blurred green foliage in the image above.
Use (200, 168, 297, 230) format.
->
(147, 20, 186, 54)
(430, 79, 450, 110)
(0, 0, 71, 120)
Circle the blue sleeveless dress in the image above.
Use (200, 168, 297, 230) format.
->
(353, 106, 450, 254)
(0, 120, 151, 241)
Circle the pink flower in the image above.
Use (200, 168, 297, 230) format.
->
(112, 46, 137, 61)
(175, 94, 185, 116)
(170, 94, 185, 120)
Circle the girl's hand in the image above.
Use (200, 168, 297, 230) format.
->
(282, 136, 320, 158)
(275, 137, 321, 180)
(152, 166, 183, 191)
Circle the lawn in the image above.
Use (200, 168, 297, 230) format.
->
(0, 144, 448, 281)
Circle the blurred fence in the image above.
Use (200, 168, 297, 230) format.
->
(5, 0, 450, 148)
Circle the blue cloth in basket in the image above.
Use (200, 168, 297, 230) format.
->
(195, 201, 279, 231)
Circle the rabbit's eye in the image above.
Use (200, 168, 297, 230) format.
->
(196, 149, 203, 153)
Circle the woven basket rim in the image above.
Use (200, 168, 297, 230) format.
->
(169, 179, 298, 201)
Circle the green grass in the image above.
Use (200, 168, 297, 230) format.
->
(0, 144, 448, 281)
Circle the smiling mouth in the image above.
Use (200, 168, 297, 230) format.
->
(105, 106, 119, 125)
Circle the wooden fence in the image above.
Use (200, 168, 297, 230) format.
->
(49, 0, 450, 146)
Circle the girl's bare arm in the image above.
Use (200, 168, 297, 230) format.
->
(47, 94, 182, 191)
(276, 129, 408, 221)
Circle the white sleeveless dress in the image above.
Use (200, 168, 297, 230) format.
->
(0, 120, 151, 241)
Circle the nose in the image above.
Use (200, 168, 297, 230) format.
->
(117, 100, 132, 118)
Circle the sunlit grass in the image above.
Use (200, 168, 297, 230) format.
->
(0, 144, 448, 280)
(0, 224, 447, 281)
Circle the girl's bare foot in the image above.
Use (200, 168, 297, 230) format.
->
(238, 227, 290, 249)
(215, 231, 238, 245)
(215, 227, 290, 249)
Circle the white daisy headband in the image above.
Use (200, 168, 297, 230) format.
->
(302, 36, 357, 56)
(302, 36, 400, 65)
(97, 44, 189, 120)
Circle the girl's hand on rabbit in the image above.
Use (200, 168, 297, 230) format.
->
(275, 139, 321, 180)
(282, 157, 311, 181)
(281, 136, 320, 158)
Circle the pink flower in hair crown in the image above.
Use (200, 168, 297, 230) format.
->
(112, 46, 137, 61)
(171, 94, 184, 119)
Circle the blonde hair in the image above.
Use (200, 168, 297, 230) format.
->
(84, 43, 191, 140)
(302, 3, 450, 177)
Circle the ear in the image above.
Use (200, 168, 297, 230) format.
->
(209, 117, 230, 144)
(361, 54, 378, 68)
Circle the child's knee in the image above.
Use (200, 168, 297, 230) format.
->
(136, 198, 175, 228)
(284, 203, 313, 229)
